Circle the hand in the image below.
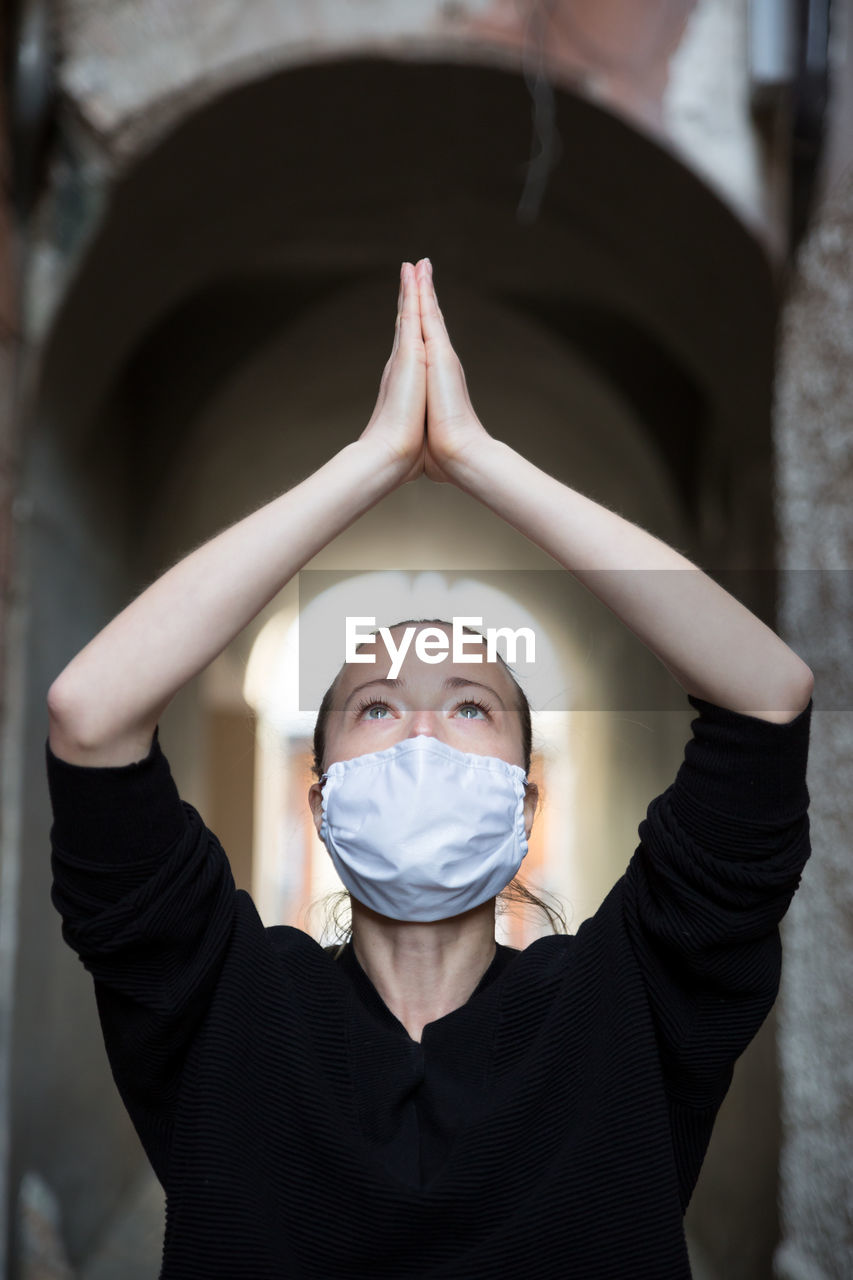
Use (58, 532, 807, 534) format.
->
(359, 262, 426, 484)
(416, 258, 493, 483)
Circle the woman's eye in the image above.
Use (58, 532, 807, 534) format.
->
(350, 693, 394, 720)
(457, 702, 488, 719)
(365, 704, 389, 719)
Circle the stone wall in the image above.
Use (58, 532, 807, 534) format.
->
(0, 12, 21, 1269)
(771, 2, 853, 1271)
(773, 162, 853, 1280)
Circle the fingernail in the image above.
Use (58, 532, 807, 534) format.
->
(424, 258, 432, 272)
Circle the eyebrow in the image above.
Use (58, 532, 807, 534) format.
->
(341, 676, 507, 712)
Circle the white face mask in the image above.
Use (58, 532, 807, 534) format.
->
(318, 735, 530, 923)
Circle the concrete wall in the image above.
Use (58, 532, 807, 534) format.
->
(770, 3, 853, 1273)
(22, 0, 782, 358)
(1, 14, 24, 1272)
(773, 165, 853, 1280)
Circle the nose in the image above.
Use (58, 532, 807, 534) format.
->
(406, 707, 442, 741)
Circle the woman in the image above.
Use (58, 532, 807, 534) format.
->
(47, 259, 814, 1278)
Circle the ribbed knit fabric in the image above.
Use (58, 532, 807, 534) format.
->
(47, 695, 812, 1279)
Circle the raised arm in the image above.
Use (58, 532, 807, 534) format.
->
(48, 263, 428, 767)
(417, 259, 813, 723)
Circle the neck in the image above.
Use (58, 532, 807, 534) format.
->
(349, 898, 497, 1043)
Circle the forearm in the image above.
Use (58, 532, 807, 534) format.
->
(48, 439, 401, 763)
(449, 438, 813, 722)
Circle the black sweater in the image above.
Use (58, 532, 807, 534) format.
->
(47, 696, 812, 1279)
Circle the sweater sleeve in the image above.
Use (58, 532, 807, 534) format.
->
(621, 695, 812, 1201)
(46, 728, 238, 1183)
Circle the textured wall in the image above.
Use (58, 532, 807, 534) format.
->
(0, 2, 19, 822)
(0, 30, 20, 1273)
(31, 0, 776, 350)
(773, 165, 853, 1280)
(56, 0, 697, 145)
(55, 0, 769, 243)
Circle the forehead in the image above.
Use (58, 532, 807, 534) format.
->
(332, 624, 518, 703)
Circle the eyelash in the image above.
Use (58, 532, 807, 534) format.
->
(351, 696, 493, 720)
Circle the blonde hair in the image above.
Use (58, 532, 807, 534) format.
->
(312, 878, 569, 948)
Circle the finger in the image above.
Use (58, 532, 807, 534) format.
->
(375, 265, 424, 411)
(415, 261, 479, 424)
(416, 259, 452, 352)
(399, 262, 422, 334)
(376, 266, 406, 405)
(392, 262, 422, 358)
(372, 265, 425, 421)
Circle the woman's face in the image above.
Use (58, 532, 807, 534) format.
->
(307, 623, 538, 838)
